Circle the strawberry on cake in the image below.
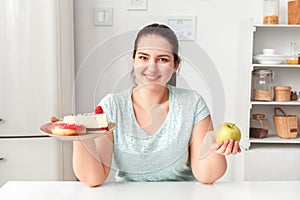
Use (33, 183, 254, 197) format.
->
(51, 106, 109, 136)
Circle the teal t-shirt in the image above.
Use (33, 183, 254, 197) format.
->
(99, 85, 210, 182)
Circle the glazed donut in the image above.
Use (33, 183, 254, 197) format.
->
(52, 122, 86, 136)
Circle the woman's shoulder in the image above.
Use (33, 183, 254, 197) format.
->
(169, 85, 202, 98)
(169, 85, 207, 109)
(101, 88, 132, 104)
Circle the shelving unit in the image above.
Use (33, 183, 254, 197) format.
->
(234, 19, 300, 181)
(246, 24, 300, 149)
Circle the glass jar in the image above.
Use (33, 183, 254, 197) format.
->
(252, 69, 274, 101)
(250, 114, 269, 138)
(291, 91, 298, 100)
(287, 42, 298, 64)
(263, 0, 279, 24)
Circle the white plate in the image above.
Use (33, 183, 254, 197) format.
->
(254, 56, 287, 65)
(255, 54, 287, 59)
(40, 122, 116, 141)
(256, 60, 285, 65)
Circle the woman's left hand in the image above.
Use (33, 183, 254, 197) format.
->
(213, 140, 241, 156)
(50, 116, 61, 123)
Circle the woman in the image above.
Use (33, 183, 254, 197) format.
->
(72, 23, 241, 187)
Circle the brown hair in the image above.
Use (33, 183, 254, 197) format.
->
(132, 23, 179, 63)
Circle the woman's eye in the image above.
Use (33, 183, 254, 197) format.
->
(138, 56, 148, 61)
(158, 58, 169, 62)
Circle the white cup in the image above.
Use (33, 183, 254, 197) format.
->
(263, 49, 275, 55)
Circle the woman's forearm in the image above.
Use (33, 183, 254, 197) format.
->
(191, 152, 227, 184)
(73, 133, 113, 187)
(190, 116, 227, 184)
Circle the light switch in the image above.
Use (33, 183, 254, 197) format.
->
(98, 11, 109, 22)
(94, 7, 113, 26)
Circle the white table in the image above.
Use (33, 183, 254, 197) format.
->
(1, 181, 300, 200)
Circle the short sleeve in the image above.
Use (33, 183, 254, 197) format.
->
(98, 94, 116, 123)
(193, 91, 210, 124)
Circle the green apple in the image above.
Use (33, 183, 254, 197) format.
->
(215, 122, 241, 142)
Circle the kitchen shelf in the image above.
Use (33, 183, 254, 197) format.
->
(245, 22, 300, 150)
(239, 19, 300, 180)
(253, 64, 300, 68)
(251, 101, 300, 105)
(254, 24, 300, 28)
(250, 135, 300, 144)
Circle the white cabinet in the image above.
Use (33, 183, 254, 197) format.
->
(0, 0, 75, 183)
(0, 138, 62, 187)
(0, 0, 74, 137)
(247, 24, 300, 148)
(0, 0, 60, 137)
(245, 144, 300, 180)
(241, 21, 300, 180)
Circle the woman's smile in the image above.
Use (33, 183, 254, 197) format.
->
(143, 73, 162, 82)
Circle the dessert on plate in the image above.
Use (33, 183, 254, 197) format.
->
(52, 122, 86, 136)
(51, 106, 109, 136)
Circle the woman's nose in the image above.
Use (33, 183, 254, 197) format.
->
(147, 59, 158, 72)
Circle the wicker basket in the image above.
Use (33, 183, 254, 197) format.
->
(273, 107, 298, 139)
(273, 86, 291, 101)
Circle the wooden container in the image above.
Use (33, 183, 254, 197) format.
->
(273, 107, 298, 139)
(273, 86, 291, 101)
(288, 0, 300, 24)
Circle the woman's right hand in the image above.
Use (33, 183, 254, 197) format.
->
(50, 116, 61, 123)
(213, 139, 241, 156)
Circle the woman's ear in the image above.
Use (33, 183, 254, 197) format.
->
(174, 58, 181, 70)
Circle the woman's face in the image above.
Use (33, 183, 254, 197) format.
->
(133, 34, 178, 88)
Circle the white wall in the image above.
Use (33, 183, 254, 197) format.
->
(73, 0, 264, 181)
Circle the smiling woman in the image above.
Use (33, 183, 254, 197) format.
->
(133, 35, 177, 88)
(72, 23, 241, 187)
(131, 24, 180, 87)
